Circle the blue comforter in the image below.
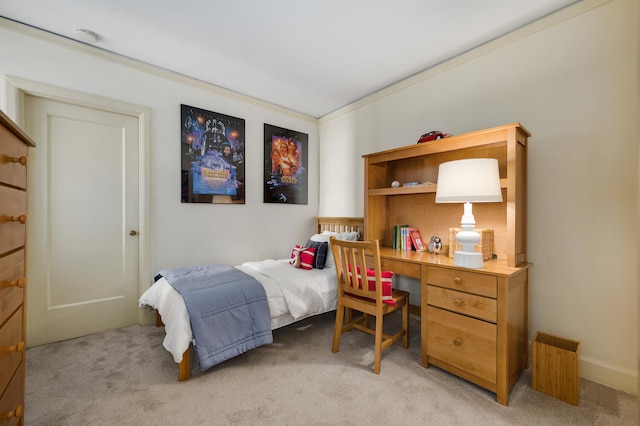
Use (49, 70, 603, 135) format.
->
(158, 264, 273, 371)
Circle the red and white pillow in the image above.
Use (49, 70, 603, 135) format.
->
(346, 264, 395, 306)
(289, 245, 316, 270)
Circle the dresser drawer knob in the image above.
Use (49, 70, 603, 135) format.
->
(10, 214, 26, 224)
(453, 299, 462, 306)
(0, 405, 22, 420)
(453, 277, 462, 285)
(453, 338, 462, 347)
(0, 341, 25, 354)
(9, 156, 27, 166)
(3, 277, 25, 288)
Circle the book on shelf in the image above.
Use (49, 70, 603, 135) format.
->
(394, 225, 426, 251)
(401, 226, 413, 251)
(393, 224, 409, 250)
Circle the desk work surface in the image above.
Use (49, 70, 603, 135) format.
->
(378, 247, 530, 277)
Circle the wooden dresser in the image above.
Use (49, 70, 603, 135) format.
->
(363, 123, 530, 405)
(0, 110, 35, 425)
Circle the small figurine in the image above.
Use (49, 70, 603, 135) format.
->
(428, 233, 442, 255)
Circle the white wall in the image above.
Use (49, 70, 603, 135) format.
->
(319, 0, 638, 394)
(1, 0, 636, 395)
(0, 20, 321, 275)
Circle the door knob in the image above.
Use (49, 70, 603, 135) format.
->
(130, 230, 138, 236)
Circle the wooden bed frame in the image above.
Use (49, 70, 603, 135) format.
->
(157, 216, 364, 381)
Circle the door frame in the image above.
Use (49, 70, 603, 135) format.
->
(1, 74, 154, 325)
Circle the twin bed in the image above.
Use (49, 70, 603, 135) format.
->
(139, 217, 364, 381)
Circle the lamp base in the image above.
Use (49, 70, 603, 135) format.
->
(453, 223, 484, 269)
(453, 250, 484, 269)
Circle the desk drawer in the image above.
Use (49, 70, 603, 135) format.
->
(0, 250, 24, 326)
(427, 306, 496, 384)
(427, 266, 496, 298)
(428, 285, 497, 323)
(0, 307, 23, 395)
(379, 258, 421, 278)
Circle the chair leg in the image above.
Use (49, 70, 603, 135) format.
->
(373, 314, 383, 374)
(332, 303, 344, 353)
(402, 301, 409, 349)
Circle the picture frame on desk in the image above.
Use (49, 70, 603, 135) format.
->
(409, 228, 426, 252)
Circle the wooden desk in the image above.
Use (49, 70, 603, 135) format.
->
(378, 247, 530, 406)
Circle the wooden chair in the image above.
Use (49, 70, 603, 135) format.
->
(329, 237, 409, 374)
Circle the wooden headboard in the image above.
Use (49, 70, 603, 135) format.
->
(314, 217, 364, 241)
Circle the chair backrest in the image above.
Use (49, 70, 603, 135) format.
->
(330, 237, 385, 303)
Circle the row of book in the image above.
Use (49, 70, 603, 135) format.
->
(393, 224, 426, 252)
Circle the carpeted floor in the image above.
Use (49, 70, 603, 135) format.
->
(25, 312, 638, 425)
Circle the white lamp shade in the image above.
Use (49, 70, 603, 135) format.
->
(435, 158, 502, 203)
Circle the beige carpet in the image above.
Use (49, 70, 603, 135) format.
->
(25, 312, 637, 425)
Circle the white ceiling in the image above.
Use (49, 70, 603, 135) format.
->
(1, 0, 578, 118)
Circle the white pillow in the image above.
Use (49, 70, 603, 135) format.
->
(312, 231, 360, 267)
(321, 230, 360, 241)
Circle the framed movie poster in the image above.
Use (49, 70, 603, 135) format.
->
(181, 104, 245, 203)
(263, 124, 308, 204)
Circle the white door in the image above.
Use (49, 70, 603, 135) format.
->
(25, 95, 140, 346)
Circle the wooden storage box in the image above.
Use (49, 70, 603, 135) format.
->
(448, 228, 493, 260)
(531, 331, 581, 405)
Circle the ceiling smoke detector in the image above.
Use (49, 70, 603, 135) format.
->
(74, 28, 99, 45)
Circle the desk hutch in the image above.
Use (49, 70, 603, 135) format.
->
(363, 123, 530, 405)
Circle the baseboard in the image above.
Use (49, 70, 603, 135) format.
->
(580, 355, 638, 395)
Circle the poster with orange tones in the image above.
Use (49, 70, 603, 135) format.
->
(263, 124, 308, 204)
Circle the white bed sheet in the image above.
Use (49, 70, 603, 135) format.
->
(139, 259, 337, 363)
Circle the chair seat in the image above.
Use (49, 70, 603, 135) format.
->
(343, 289, 409, 311)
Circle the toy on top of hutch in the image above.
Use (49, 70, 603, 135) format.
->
(0, 109, 35, 425)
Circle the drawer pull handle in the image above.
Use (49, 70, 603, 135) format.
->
(0, 405, 23, 420)
(453, 338, 462, 347)
(0, 341, 25, 354)
(453, 299, 462, 306)
(3, 277, 25, 288)
(453, 277, 462, 285)
(10, 214, 27, 224)
(9, 156, 27, 166)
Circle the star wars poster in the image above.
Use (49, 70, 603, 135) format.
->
(181, 104, 245, 203)
(263, 124, 308, 204)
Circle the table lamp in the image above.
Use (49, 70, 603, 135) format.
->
(435, 158, 502, 268)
